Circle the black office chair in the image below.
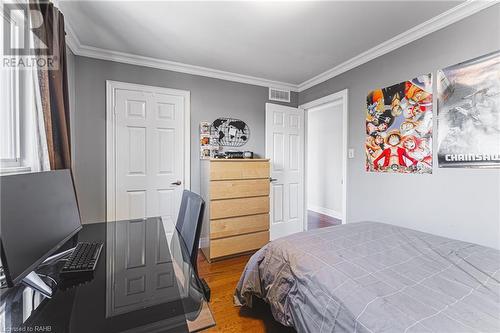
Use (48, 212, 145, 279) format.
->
(175, 190, 211, 300)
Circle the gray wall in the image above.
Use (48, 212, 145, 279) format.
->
(299, 5, 500, 249)
(73, 56, 297, 223)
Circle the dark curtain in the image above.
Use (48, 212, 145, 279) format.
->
(30, 1, 71, 170)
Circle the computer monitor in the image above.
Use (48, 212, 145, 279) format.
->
(0, 169, 82, 296)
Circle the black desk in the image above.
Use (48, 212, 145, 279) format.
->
(0, 217, 215, 332)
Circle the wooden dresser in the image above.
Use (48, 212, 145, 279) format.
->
(200, 159, 270, 262)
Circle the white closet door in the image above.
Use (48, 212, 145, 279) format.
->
(111, 82, 186, 224)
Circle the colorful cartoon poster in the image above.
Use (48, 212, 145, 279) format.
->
(437, 51, 500, 168)
(365, 74, 433, 174)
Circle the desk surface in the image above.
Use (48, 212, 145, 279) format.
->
(0, 217, 215, 333)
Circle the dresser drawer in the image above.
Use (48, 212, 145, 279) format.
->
(210, 179, 269, 200)
(210, 231, 269, 259)
(210, 161, 269, 180)
(210, 214, 269, 239)
(210, 196, 269, 220)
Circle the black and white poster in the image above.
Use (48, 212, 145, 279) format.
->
(437, 51, 500, 168)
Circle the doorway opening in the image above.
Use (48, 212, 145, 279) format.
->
(300, 89, 348, 231)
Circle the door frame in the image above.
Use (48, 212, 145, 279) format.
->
(106, 80, 191, 222)
(299, 89, 348, 229)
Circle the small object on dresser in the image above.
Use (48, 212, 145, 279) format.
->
(225, 151, 244, 159)
(213, 153, 226, 159)
(243, 151, 253, 159)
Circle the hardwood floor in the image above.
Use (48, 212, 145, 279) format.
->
(197, 252, 295, 333)
(307, 210, 341, 230)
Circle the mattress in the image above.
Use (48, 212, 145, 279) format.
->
(234, 221, 500, 332)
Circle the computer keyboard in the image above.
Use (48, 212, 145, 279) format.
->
(60, 242, 103, 278)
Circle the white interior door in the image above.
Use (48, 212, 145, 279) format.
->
(266, 103, 304, 240)
(107, 81, 189, 224)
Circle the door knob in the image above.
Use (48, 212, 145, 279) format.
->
(171, 180, 182, 186)
(269, 177, 278, 182)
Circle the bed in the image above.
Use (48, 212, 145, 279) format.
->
(234, 222, 500, 332)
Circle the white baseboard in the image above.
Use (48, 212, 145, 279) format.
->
(308, 205, 342, 220)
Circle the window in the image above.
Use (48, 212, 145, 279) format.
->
(0, 67, 21, 167)
(1, 9, 21, 170)
(1, 6, 38, 175)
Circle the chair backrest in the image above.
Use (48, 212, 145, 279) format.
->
(175, 190, 205, 273)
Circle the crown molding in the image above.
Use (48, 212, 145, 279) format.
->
(64, 21, 81, 55)
(64, 0, 497, 93)
(297, 0, 498, 92)
(64, 22, 299, 92)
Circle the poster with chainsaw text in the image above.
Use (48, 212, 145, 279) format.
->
(437, 51, 500, 168)
(366, 74, 433, 174)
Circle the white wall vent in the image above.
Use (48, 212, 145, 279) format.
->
(269, 88, 291, 103)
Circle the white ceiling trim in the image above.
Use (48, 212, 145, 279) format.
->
(64, 21, 81, 56)
(63, 0, 497, 93)
(297, 0, 498, 92)
(64, 22, 299, 92)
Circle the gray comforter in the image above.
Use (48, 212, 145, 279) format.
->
(234, 222, 500, 333)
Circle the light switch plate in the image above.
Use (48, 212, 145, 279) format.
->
(348, 149, 355, 159)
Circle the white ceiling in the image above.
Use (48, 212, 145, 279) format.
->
(60, 1, 465, 87)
